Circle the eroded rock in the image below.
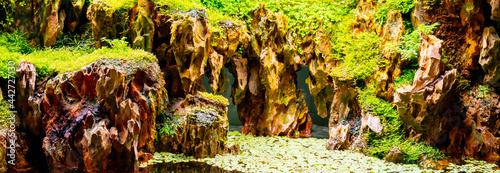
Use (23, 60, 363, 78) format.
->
(235, 4, 312, 137)
(488, 0, 500, 21)
(130, 0, 156, 52)
(384, 146, 406, 163)
(16, 60, 43, 136)
(87, 1, 129, 48)
(156, 92, 237, 158)
(376, 11, 405, 102)
(41, 58, 167, 172)
(479, 27, 500, 86)
(394, 34, 458, 145)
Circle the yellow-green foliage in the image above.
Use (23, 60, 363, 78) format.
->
(201, 0, 358, 37)
(330, 32, 382, 81)
(197, 91, 229, 106)
(0, 98, 12, 129)
(95, 0, 137, 10)
(154, 0, 237, 30)
(1, 37, 156, 77)
(374, 0, 415, 25)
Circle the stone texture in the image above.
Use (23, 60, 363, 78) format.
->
(394, 35, 458, 145)
(87, 1, 129, 48)
(41, 58, 167, 172)
(156, 92, 238, 158)
(412, 0, 484, 78)
(170, 10, 211, 95)
(4, 0, 86, 47)
(235, 4, 312, 137)
(479, 27, 500, 85)
(488, 0, 500, 21)
(384, 146, 406, 163)
(326, 82, 381, 151)
(130, 0, 156, 52)
(16, 60, 43, 136)
(376, 11, 406, 102)
(456, 84, 500, 163)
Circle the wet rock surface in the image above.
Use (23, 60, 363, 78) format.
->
(156, 92, 237, 158)
(40, 58, 167, 172)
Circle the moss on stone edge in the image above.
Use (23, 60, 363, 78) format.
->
(1, 38, 156, 77)
(197, 91, 229, 106)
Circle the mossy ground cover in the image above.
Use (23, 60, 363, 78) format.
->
(0, 33, 156, 78)
(144, 132, 499, 172)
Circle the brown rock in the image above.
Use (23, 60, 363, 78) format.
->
(488, 0, 500, 21)
(384, 146, 406, 163)
(41, 58, 167, 172)
(170, 10, 211, 94)
(376, 11, 405, 102)
(394, 35, 458, 146)
(327, 82, 364, 150)
(16, 60, 43, 136)
(156, 92, 237, 158)
(87, 1, 129, 48)
(131, 0, 156, 52)
(479, 27, 500, 85)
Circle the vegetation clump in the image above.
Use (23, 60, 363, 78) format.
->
(359, 82, 445, 164)
(197, 91, 229, 106)
(0, 35, 156, 78)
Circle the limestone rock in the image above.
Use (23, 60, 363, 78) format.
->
(156, 92, 238, 158)
(488, 0, 500, 21)
(41, 58, 167, 172)
(170, 10, 211, 94)
(479, 27, 500, 85)
(412, 0, 484, 76)
(458, 84, 500, 163)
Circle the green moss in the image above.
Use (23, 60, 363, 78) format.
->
(154, 0, 238, 30)
(394, 69, 416, 89)
(0, 30, 34, 54)
(330, 32, 381, 81)
(395, 22, 440, 61)
(201, 0, 357, 37)
(157, 114, 181, 138)
(197, 91, 229, 106)
(470, 85, 491, 99)
(94, 0, 137, 11)
(0, 101, 13, 130)
(1, 37, 156, 77)
(374, 0, 415, 26)
(359, 82, 444, 164)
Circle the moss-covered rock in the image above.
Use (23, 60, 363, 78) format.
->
(41, 57, 167, 172)
(156, 92, 237, 158)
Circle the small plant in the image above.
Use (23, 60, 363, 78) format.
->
(374, 0, 415, 26)
(395, 22, 440, 61)
(470, 85, 491, 99)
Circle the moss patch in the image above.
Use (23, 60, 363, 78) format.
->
(1, 37, 156, 77)
(197, 91, 229, 106)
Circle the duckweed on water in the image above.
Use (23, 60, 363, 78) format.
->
(145, 132, 499, 172)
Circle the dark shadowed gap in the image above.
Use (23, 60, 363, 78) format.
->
(202, 68, 241, 125)
(297, 66, 330, 127)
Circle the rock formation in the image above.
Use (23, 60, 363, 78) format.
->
(41, 58, 167, 172)
(394, 34, 458, 145)
(459, 84, 500, 163)
(235, 4, 312, 137)
(479, 27, 500, 86)
(156, 92, 238, 158)
(376, 11, 406, 102)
